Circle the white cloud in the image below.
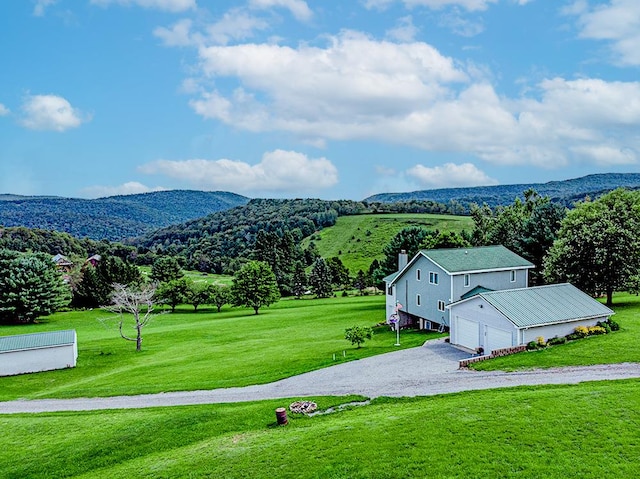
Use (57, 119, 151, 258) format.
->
(407, 163, 498, 188)
(90, 0, 196, 12)
(82, 182, 167, 198)
(364, 0, 498, 12)
(33, 0, 57, 16)
(20, 94, 89, 131)
(0, 103, 9, 116)
(249, 0, 313, 21)
(154, 11, 270, 47)
(438, 9, 485, 36)
(138, 150, 338, 193)
(570, 0, 640, 66)
(183, 28, 640, 170)
(386, 16, 419, 42)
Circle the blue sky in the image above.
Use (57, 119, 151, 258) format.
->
(1, 0, 639, 200)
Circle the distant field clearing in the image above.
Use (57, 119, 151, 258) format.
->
(302, 213, 472, 273)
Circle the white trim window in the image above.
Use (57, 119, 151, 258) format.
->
(437, 300, 445, 312)
(416, 269, 421, 281)
(464, 274, 470, 287)
(416, 294, 421, 306)
(429, 272, 439, 284)
(510, 270, 516, 282)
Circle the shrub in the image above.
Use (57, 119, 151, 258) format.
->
(526, 341, 539, 351)
(609, 319, 620, 331)
(341, 290, 349, 297)
(588, 325, 607, 336)
(536, 336, 545, 346)
(596, 320, 611, 333)
(574, 326, 589, 338)
(547, 336, 567, 346)
(344, 325, 373, 348)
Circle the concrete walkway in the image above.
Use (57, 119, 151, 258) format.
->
(2, 339, 640, 414)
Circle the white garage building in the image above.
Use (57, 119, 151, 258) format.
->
(448, 283, 614, 354)
(0, 330, 78, 377)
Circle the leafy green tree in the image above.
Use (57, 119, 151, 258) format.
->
(380, 226, 433, 276)
(208, 284, 232, 312)
(309, 257, 333, 298)
(73, 256, 142, 308)
(424, 231, 471, 249)
(186, 281, 211, 312)
(344, 325, 373, 348)
(156, 278, 190, 312)
(544, 188, 640, 306)
(230, 261, 280, 315)
(150, 256, 183, 283)
(0, 250, 70, 324)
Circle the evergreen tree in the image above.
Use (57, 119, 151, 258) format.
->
(0, 250, 70, 324)
(73, 256, 142, 308)
(150, 256, 183, 283)
(309, 257, 333, 298)
(291, 261, 308, 299)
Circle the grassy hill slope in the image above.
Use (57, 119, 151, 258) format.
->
(303, 213, 473, 273)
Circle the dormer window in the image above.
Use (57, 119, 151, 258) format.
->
(464, 274, 470, 287)
(510, 270, 516, 282)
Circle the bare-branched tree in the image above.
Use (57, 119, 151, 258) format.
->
(104, 283, 158, 351)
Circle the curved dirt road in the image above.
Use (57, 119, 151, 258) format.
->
(1, 339, 639, 414)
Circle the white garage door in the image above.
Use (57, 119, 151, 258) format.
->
(454, 316, 480, 350)
(486, 326, 513, 353)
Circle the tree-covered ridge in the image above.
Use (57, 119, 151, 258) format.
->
(137, 198, 368, 273)
(364, 173, 640, 209)
(0, 190, 249, 241)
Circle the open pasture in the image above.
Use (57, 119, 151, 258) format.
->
(0, 295, 438, 401)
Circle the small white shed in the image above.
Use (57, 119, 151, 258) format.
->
(0, 330, 78, 376)
(448, 283, 614, 353)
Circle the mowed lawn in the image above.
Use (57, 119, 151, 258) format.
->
(302, 213, 473, 273)
(1, 380, 638, 478)
(0, 295, 440, 401)
(472, 292, 640, 371)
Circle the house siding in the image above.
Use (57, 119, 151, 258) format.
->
(451, 269, 528, 302)
(522, 318, 610, 344)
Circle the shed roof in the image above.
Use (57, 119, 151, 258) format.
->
(0, 330, 76, 353)
(424, 245, 534, 274)
(476, 284, 614, 328)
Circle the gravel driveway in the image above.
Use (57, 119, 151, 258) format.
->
(1, 338, 639, 414)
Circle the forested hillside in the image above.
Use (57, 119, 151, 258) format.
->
(0, 190, 248, 241)
(136, 198, 368, 273)
(364, 173, 640, 209)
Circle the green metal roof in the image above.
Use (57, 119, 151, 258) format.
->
(478, 284, 614, 328)
(383, 271, 400, 283)
(0, 330, 76, 353)
(423, 245, 534, 274)
(461, 285, 494, 300)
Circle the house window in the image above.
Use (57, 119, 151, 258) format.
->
(387, 285, 393, 296)
(416, 269, 421, 281)
(429, 272, 439, 284)
(437, 300, 445, 312)
(510, 270, 516, 282)
(464, 274, 470, 287)
(416, 294, 421, 306)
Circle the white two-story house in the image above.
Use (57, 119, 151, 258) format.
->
(384, 245, 534, 331)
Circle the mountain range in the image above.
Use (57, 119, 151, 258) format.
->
(1, 173, 638, 242)
(364, 173, 640, 208)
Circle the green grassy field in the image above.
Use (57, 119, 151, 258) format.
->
(0, 295, 440, 401)
(302, 213, 473, 273)
(1, 380, 638, 478)
(472, 292, 640, 371)
(138, 267, 234, 286)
